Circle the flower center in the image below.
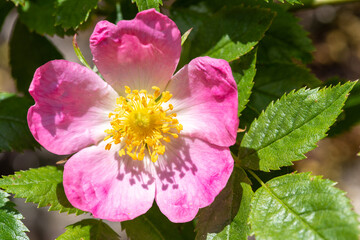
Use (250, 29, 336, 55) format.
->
(104, 86, 183, 162)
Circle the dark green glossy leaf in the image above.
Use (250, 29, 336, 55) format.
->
(0, 166, 83, 215)
(239, 62, 321, 129)
(0, 189, 29, 240)
(132, 0, 162, 11)
(121, 204, 185, 240)
(18, 0, 71, 36)
(258, 6, 314, 64)
(251, 62, 321, 112)
(9, 20, 63, 94)
(57, 219, 119, 240)
(240, 82, 356, 171)
(172, 6, 275, 63)
(54, 0, 98, 29)
(0, 93, 38, 152)
(250, 173, 359, 240)
(196, 167, 253, 240)
(232, 49, 257, 116)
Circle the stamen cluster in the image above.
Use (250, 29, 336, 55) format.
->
(104, 86, 183, 162)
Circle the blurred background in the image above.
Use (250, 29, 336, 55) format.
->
(1, 1, 360, 239)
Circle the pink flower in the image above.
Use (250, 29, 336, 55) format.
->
(27, 9, 238, 222)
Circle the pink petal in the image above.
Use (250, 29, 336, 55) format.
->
(167, 56, 239, 147)
(28, 60, 118, 155)
(90, 9, 181, 93)
(63, 142, 156, 221)
(155, 137, 233, 222)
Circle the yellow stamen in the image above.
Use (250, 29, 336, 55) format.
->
(103, 86, 182, 162)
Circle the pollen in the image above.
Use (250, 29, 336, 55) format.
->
(104, 86, 183, 162)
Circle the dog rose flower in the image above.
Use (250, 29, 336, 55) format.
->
(27, 9, 238, 222)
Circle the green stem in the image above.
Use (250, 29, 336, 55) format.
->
(247, 169, 267, 187)
(116, 1, 123, 23)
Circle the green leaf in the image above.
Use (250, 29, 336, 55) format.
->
(0, 93, 39, 152)
(57, 219, 119, 240)
(327, 80, 360, 136)
(121, 204, 185, 240)
(239, 82, 356, 171)
(18, 0, 72, 36)
(196, 167, 253, 240)
(239, 62, 321, 130)
(0, 189, 29, 240)
(0, 166, 83, 215)
(249, 172, 360, 240)
(0, 1, 13, 32)
(131, 0, 162, 11)
(232, 49, 257, 117)
(251, 62, 321, 112)
(10, 20, 63, 94)
(172, 6, 275, 63)
(181, 28, 192, 46)
(258, 6, 314, 64)
(54, 0, 98, 29)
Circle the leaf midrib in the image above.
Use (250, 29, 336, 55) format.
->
(260, 181, 326, 239)
(0, 177, 61, 189)
(242, 86, 349, 160)
(142, 215, 167, 240)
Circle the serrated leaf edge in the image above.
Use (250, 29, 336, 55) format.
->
(0, 166, 84, 215)
(240, 82, 356, 171)
(249, 172, 360, 239)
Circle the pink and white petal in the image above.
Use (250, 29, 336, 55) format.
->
(28, 60, 118, 155)
(90, 9, 181, 93)
(166, 56, 239, 147)
(63, 141, 156, 221)
(155, 136, 233, 223)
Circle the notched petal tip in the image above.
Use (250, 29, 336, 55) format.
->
(89, 9, 181, 93)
